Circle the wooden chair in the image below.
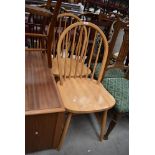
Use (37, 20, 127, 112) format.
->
(25, 0, 62, 68)
(51, 13, 87, 77)
(56, 22, 116, 149)
(25, 5, 52, 49)
(102, 27, 129, 140)
(93, 19, 129, 80)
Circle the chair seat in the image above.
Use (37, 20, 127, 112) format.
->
(104, 68, 125, 78)
(102, 78, 129, 113)
(92, 63, 125, 79)
(57, 78, 115, 113)
(52, 58, 91, 77)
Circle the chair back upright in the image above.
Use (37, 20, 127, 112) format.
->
(102, 22, 129, 81)
(115, 26, 129, 66)
(56, 22, 109, 85)
(51, 13, 81, 58)
(107, 20, 129, 68)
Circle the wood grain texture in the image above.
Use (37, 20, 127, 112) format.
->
(51, 57, 91, 77)
(47, 0, 62, 68)
(58, 113, 72, 150)
(25, 52, 64, 115)
(56, 22, 115, 113)
(104, 22, 129, 81)
(56, 22, 109, 84)
(100, 110, 107, 141)
(51, 13, 82, 76)
(25, 48, 47, 52)
(25, 114, 56, 153)
(25, 112, 65, 153)
(25, 33, 48, 38)
(57, 78, 115, 113)
(108, 20, 128, 63)
(57, 12, 81, 22)
(52, 112, 65, 148)
(25, 52, 65, 153)
(56, 22, 115, 149)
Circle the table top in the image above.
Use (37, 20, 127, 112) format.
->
(25, 52, 64, 115)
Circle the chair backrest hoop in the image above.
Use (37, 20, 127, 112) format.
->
(51, 13, 81, 58)
(57, 12, 81, 21)
(57, 22, 109, 85)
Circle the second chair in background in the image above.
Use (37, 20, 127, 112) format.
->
(93, 19, 129, 80)
(50, 13, 90, 77)
(95, 26, 129, 140)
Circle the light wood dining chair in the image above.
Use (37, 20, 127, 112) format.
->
(51, 13, 87, 77)
(56, 22, 116, 149)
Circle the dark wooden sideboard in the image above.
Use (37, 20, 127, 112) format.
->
(25, 52, 65, 153)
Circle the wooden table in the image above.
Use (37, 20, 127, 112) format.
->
(25, 52, 65, 153)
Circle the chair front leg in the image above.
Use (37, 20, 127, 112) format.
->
(58, 112, 72, 150)
(100, 110, 108, 141)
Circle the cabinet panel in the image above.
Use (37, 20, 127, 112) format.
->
(25, 113, 64, 153)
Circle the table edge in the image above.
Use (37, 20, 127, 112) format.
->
(25, 107, 65, 116)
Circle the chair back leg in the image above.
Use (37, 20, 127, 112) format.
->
(104, 112, 121, 140)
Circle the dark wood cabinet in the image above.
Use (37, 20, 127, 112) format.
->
(25, 52, 65, 153)
(25, 113, 64, 153)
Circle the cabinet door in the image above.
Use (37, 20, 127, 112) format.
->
(25, 113, 64, 153)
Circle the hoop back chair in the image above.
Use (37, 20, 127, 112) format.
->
(51, 13, 89, 77)
(56, 22, 115, 149)
(51, 13, 81, 58)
